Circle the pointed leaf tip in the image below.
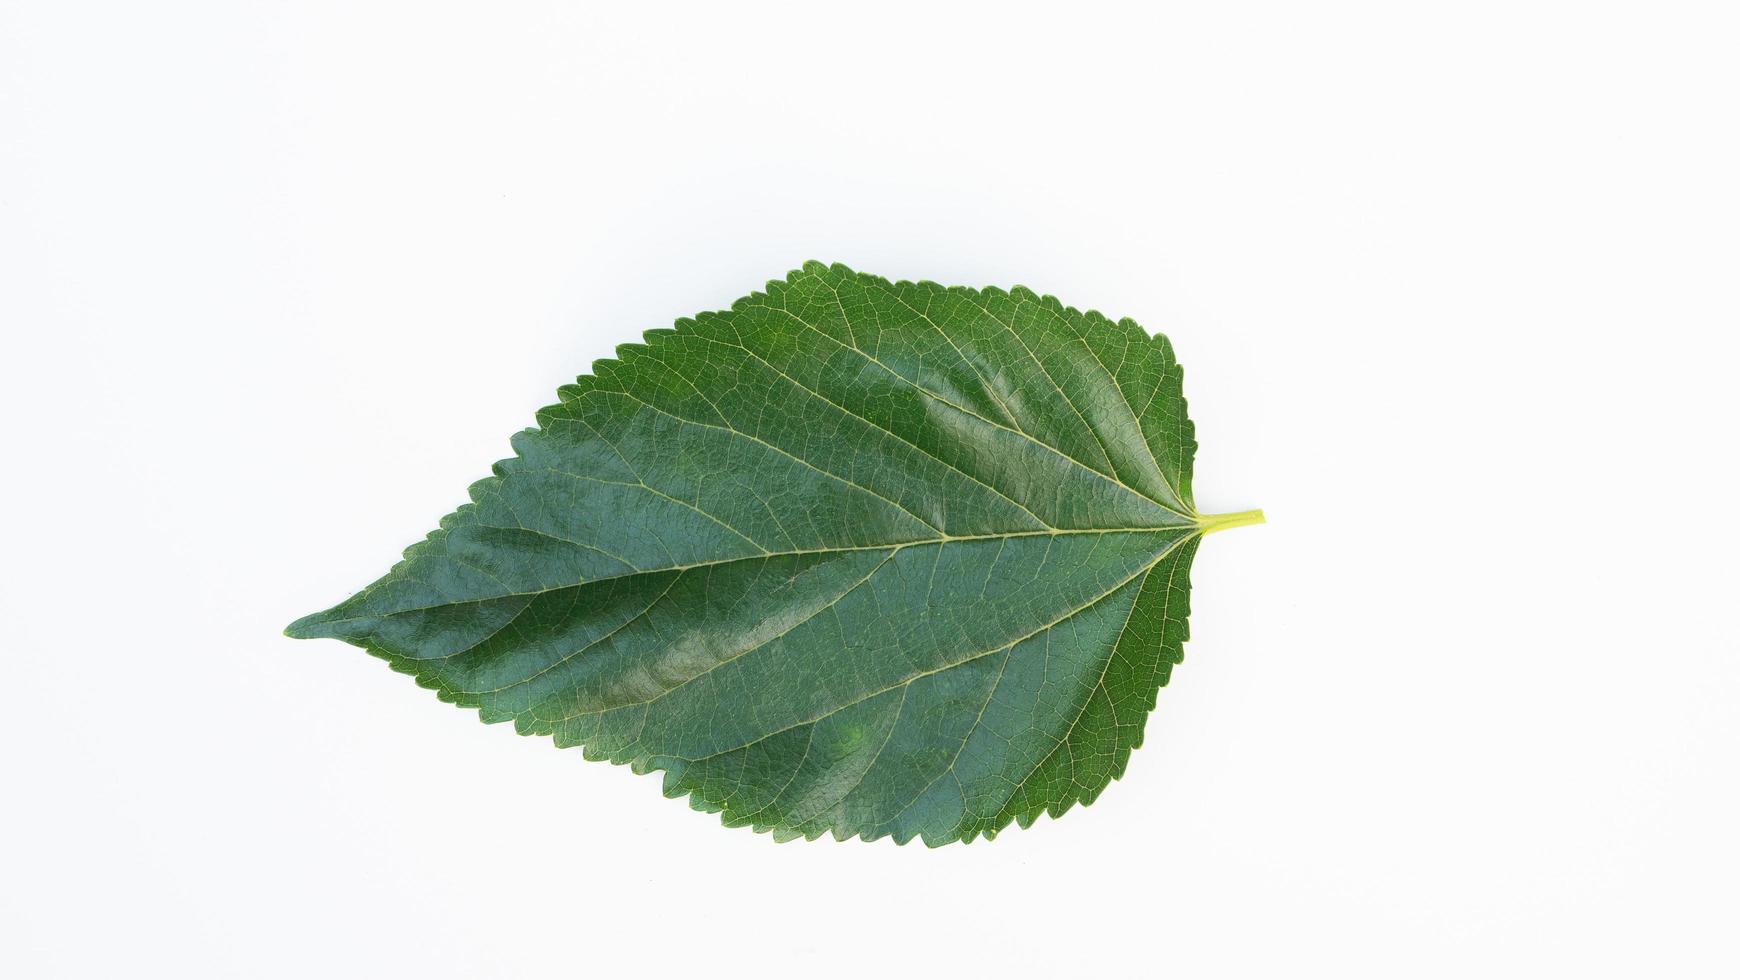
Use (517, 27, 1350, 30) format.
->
(284, 609, 343, 641)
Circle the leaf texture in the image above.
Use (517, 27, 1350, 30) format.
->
(287, 261, 1258, 845)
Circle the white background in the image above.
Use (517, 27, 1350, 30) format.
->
(4, 2, 1737, 977)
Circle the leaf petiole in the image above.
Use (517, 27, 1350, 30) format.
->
(1195, 509, 1266, 535)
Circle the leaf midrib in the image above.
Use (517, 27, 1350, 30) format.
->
(318, 524, 1202, 625)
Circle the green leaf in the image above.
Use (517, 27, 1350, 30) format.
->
(287, 262, 1262, 845)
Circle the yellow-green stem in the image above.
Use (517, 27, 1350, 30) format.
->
(1195, 508, 1266, 535)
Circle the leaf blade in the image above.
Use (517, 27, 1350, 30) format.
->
(289, 261, 1240, 845)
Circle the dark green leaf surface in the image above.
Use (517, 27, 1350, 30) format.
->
(287, 262, 1261, 845)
